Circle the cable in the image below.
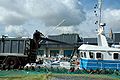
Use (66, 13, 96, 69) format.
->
(44, 19, 65, 37)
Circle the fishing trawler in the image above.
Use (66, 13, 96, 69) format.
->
(78, 0, 120, 70)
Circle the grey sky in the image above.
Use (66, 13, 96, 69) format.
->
(0, 0, 120, 37)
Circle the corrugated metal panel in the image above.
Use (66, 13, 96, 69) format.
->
(113, 33, 120, 43)
(4, 40, 10, 53)
(46, 44, 74, 48)
(11, 40, 18, 53)
(83, 38, 97, 43)
(0, 38, 29, 54)
(19, 41, 25, 53)
(48, 34, 80, 44)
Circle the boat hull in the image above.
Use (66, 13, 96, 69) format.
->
(80, 59, 120, 70)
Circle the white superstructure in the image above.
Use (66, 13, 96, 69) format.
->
(78, 0, 120, 70)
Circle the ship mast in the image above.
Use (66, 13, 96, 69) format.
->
(98, 0, 103, 28)
(96, 0, 108, 47)
(94, 0, 104, 31)
(98, 0, 105, 34)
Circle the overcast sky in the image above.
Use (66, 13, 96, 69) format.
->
(0, 0, 120, 38)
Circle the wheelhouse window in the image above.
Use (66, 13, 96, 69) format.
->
(89, 52, 94, 58)
(84, 52, 86, 58)
(80, 52, 83, 57)
(113, 53, 119, 59)
(96, 53, 102, 59)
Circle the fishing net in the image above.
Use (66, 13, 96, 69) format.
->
(0, 68, 120, 80)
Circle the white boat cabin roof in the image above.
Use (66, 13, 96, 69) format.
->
(78, 44, 120, 52)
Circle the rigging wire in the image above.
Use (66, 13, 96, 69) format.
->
(44, 19, 65, 37)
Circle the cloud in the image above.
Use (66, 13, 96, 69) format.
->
(0, 24, 5, 36)
(103, 9, 120, 32)
(77, 10, 97, 37)
(5, 25, 29, 37)
(0, 0, 86, 37)
(0, 0, 120, 38)
(49, 26, 79, 35)
(0, 0, 85, 26)
(77, 8, 120, 37)
(4, 20, 48, 37)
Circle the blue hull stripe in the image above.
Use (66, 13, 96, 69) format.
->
(80, 59, 120, 70)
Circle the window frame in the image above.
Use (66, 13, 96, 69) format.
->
(89, 52, 94, 58)
(80, 52, 84, 57)
(96, 52, 102, 59)
(84, 52, 86, 58)
(113, 53, 119, 59)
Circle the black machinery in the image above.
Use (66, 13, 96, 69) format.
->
(0, 30, 82, 69)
